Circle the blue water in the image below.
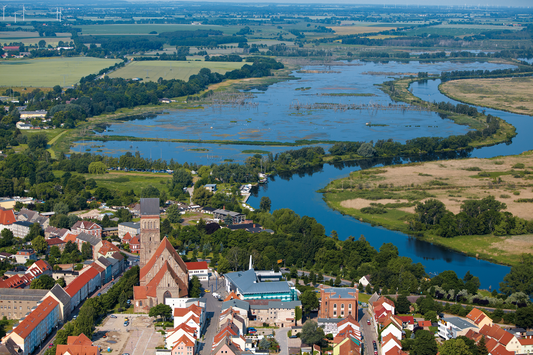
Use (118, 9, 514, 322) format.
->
(86, 60, 531, 289)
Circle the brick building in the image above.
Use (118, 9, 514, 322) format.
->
(318, 286, 358, 319)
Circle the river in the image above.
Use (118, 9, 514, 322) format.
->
(84, 60, 533, 289)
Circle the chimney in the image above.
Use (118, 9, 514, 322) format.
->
(223, 205, 226, 210)
(253, 224, 256, 228)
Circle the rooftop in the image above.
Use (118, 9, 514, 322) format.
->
(442, 317, 476, 330)
(13, 296, 58, 339)
(140, 198, 160, 216)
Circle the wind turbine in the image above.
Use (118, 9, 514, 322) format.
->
(2, 6, 6, 21)
(22, 5, 24, 21)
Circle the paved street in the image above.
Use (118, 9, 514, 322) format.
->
(360, 307, 378, 355)
(199, 276, 225, 355)
(275, 328, 290, 355)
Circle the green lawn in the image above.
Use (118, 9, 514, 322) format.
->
(0, 57, 121, 88)
(53, 170, 172, 195)
(359, 293, 371, 304)
(108, 60, 245, 82)
(77, 24, 241, 36)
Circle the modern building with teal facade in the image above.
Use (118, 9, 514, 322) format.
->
(224, 269, 297, 301)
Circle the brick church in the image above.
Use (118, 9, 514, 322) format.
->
(134, 198, 189, 312)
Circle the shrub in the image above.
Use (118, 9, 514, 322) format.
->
(513, 163, 525, 169)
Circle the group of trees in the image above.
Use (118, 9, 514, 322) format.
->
(412, 196, 533, 238)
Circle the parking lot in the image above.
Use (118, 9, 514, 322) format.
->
(94, 314, 164, 355)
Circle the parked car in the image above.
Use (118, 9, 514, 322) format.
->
(110, 315, 117, 318)
(367, 319, 371, 325)
(247, 327, 257, 334)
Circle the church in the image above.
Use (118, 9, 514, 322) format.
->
(134, 198, 189, 313)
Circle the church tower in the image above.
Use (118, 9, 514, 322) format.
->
(139, 198, 161, 272)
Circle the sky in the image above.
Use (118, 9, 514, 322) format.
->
(142, 0, 532, 7)
(125, 0, 533, 9)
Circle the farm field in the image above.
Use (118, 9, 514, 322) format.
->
(108, 60, 245, 82)
(0, 57, 121, 87)
(327, 26, 397, 35)
(77, 24, 240, 35)
(440, 77, 533, 116)
(403, 24, 522, 37)
(0, 31, 71, 46)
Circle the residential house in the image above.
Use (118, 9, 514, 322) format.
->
(0, 252, 13, 261)
(184, 262, 209, 281)
(44, 227, 69, 240)
(95, 257, 112, 284)
(380, 316, 403, 342)
(118, 222, 140, 239)
(519, 338, 533, 355)
(336, 315, 361, 341)
(129, 236, 140, 253)
(248, 300, 301, 327)
(332, 335, 361, 355)
(211, 338, 245, 355)
(480, 324, 521, 353)
(46, 238, 66, 252)
(170, 336, 195, 355)
(204, 184, 217, 192)
(221, 299, 250, 319)
(17, 208, 49, 229)
(165, 323, 197, 350)
(71, 221, 102, 239)
(466, 308, 493, 329)
(485, 338, 514, 355)
(64, 267, 101, 312)
(381, 333, 402, 355)
(45, 284, 72, 322)
(10, 221, 33, 239)
(213, 209, 245, 224)
(318, 286, 359, 319)
(173, 303, 205, 334)
(26, 260, 52, 277)
(397, 316, 415, 331)
(0, 208, 16, 232)
(317, 318, 344, 337)
(358, 275, 371, 288)
(438, 317, 479, 340)
(95, 240, 120, 259)
(220, 312, 247, 336)
(0, 288, 48, 319)
(3, 296, 61, 355)
(56, 333, 99, 355)
(15, 250, 36, 264)
(74, 232, 101, 253)
(211, 323, 240, 351)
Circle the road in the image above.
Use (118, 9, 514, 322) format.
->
(275, 328, 289, 355)
(199, 276, 225, 355)
(281, 269, 353, 287)
(360, 307, 378, 355)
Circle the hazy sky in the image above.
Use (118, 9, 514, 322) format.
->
(151, 0, 532, 7)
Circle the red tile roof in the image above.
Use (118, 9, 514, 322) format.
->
(72, 221, 102, 231)
(130, 236, 140, 245)
(520, 338, 533, 346)
(13, 296, 58, 339)
(90, 263, 105, 273)
(0, 208, 16, 225)
(172, 335, 195, 349)
(47, 238, 66, 246)
(140, 237, 188, 281)
(98, 240, 120, 256)
(33, 260, 52, 272)
(0, 274, 26, 288)
(185, 261, 208, 270)
(122, 232, 132, 241)
(480, 324, 515, 346)
(418, 320, 432, 327)
(64, 267, 99, 297)
(67, 333, 92, 346)
(397, 316, 414, 325)
(337, 337, 361, 355)
(64, 233, 77, 243)
(467, 308, 489, 325)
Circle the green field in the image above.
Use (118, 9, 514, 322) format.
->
(108, 60, 245, 82)
(77, 24, 240, 36)
(0, 31, 71, 46)
(404, 24, 522, 37)
(0, 57, 121, 88)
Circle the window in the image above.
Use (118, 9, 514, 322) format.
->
(333, 303, 337, 309)
(341, 304, 344, 309)
(349, 304, 352, 309)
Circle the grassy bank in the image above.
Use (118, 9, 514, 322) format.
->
(320, 151, 533, 267)
(440, 77, 533, 116)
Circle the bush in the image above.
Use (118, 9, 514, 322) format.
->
(513, 163, 525, 169)
(361, 206, 387, 214)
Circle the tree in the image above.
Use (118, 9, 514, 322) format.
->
(301, 290, 319, 314)
(335, 275, 341, 287)
(189, 276, 202, 298)
(217, 256, 231, 274)
(500, 254, 533, 297)
(119, 291, 128, 309)
(260, 196, 271, 212)
(477, 336, 489, 355)
(412, 330, 438, 355)
(192, 187, 213, 206)
(439, 338, 473, 355)
(166, 204, 182, 223)
(149, 304, 172, 322)
(75, 304, 94, 338)
(88, 162, 107, 174)
(81, 242, 92, 260)
(515, 305, 533, 329)
(301, 320, 325, 347)
(30, 274, 55, 289)
(28, 133, 48, 150)
(295, 306, 302, 323)
(0, 229, 13, 247)
(55, 278, 66, 287)
(357, 142, 376, 157)
(415, 199, 446, 227)
(395, 294, 411, 314)
(31, 235, 48, 254)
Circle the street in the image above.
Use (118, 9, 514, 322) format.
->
(199, 275, 226, 355)
(360, 307, 378, 355)
(275, 328, 290, 355)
